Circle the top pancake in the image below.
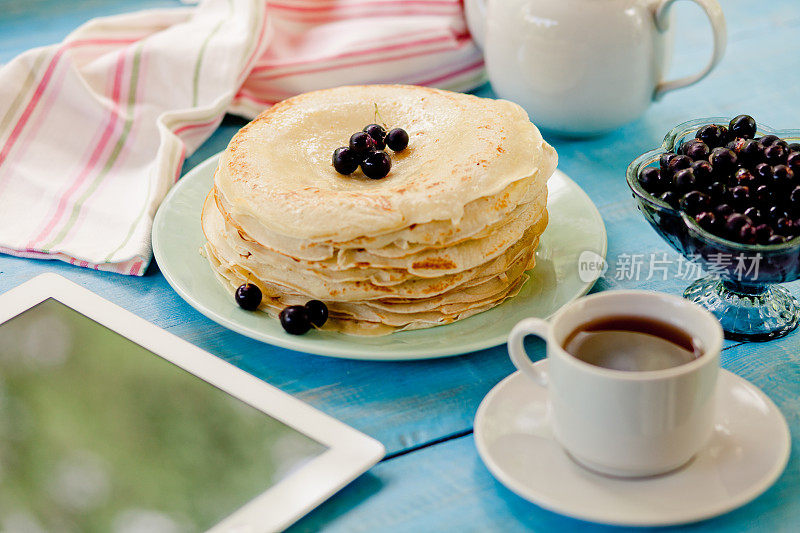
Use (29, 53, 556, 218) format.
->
(215, 84, 557, 242)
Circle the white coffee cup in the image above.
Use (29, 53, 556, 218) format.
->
(465, 0, 727, 136)
(508, 290, 722, 477)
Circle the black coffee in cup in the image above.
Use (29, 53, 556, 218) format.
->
(563, 316, 704, 372)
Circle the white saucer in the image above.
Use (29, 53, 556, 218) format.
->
(474, 364, 791, 527)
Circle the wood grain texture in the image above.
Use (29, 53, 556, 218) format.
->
(289, 421, 798, 533)
(1, 0, 800, 530)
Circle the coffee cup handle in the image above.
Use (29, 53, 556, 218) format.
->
(652, 0, 727, 100)
(508, 318, 550, 387)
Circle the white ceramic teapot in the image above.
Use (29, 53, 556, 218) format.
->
(465, 0, 726, 136)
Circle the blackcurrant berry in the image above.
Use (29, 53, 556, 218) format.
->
(386, 128, 409, 151)
(764, 143, 787, 165)
(668, 154, 692, 175)
(725, 213, 751, 234)
(759, 135, 780, 148)
(363, 124, 387, 149)
(754, 223, 773, 243)
(787, 151, 800, 173)
(304, 300, 329, 327)
(768, 205, 790, 222)
(660, 152, 677, 175)
(725, 139, 741, 152)
(706, 181, 727, 198)
(361, 150, 392, 179)
(691, 160, 714, 184)
(714, 203, 734, 218)
(684, 140, 711, 161)
(755, 185, 774, 207)
(743, 206, 762, 222)
(235, 283, 262, 311)
(729, 185, 750, 207)
(695, 211, 717, 232)
(771, 164, 794, 190)
(659, 190, 680, 208)
(332, 147, 359, 175)
(737, 224, 757, 244)
(754, 163, 773, 182)
(776, 217, 794, 235)
(733, 168, 757, 186)
(350, 131, 377, 153)
(709, 147, 738, 175)
(738, 139, 763, 168)
(673, 168, 696, 191)
(774, 164, 794, 181)
(790, 186, 800, 211)
(679, 190, 710, 215)
(279, 306, 311, 335)
(696, 124, 727, 148)
(638, 167, 663, 192)
(729, 115, 757, 139)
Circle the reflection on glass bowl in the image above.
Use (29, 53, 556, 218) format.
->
(627, 117, 800, 341)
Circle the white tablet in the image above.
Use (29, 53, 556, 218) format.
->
(0, 273, 383, 532)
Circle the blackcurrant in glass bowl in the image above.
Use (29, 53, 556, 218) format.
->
(627, 116, 800, 341)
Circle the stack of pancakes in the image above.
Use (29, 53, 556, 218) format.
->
(202, 85, 557, 335)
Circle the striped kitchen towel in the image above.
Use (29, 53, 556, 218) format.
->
(0, 0, 484, 275)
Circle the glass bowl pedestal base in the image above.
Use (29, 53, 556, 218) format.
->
(683, 276, 799, 341)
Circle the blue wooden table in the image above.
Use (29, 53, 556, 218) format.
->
(2, 1, 799, 531)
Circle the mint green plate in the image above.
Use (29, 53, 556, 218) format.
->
(152, 154, 607, 360)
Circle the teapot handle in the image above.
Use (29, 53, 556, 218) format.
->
(653, 0, 727, 101)
(464, 0, 489, 51)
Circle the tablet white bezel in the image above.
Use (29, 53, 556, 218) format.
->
(0, 273, 384, 532)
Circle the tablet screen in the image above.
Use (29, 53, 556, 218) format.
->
(0, 299, 326, 532)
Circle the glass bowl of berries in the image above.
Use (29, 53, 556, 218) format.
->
(627, 115, 800, 341)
